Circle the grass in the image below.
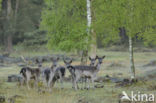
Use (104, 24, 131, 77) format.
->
(1, 79, 156, 103)
(0, 50, 156, 103)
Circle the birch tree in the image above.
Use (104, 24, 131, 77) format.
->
(93, 0, 155, 79)
(86, 0, 96, 58)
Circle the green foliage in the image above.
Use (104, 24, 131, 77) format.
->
(41, 0, 90, 52)
(141, 28, 156, 46)
(0, 0, 155, 49)
(93, 0, 155, 45)
(0, 0, 2, 11)
(140, 1, 156, 46)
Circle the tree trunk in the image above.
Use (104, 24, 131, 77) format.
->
(14, 0, 19, 27)
(15, 0, 19, 19)
(91, 29, 97, 58)
(86, 0, 91, 29)
(86, 0, 96, 58)
(7, 0, 12, 20)
(129, 36, 135, 79)
(119, 27, 128, 46)
(6, 0, 13, 52)
(7, 34, 13, 52)
(80, 50, 88, 65)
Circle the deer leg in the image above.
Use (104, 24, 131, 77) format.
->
(71, 75, 75, 89)
(83, 77, 87, 90)
(26, 78, 30, 90)
(84, 77, 88, 89)
(73, 75, 77, 90)
(87, 78, 91, 89)
(70, 71, 75, 89)
(74, 75, 80, 90)
(48, 72, 54, 92)
(73, 76, 77, 90)
(35, 76, 39, 89)
(91, 77, 95, 89)
(51, 79, 56, 87)
(81, 77, 86, 90)
(48, 73, 53, 87)
(81, 77, 84, 90)
(41, 72, 46, 87)
(59, 71, 63, 89)
(20, 77, 25, 87)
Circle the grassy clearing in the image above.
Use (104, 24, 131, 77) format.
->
(0, 50, 156, 103)
(1, 77, 156, 103)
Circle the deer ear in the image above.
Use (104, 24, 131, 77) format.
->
(56, 57, 59, 61)
(69, 60, 72, 64)
(36, 59, 39, 63)
(42, 58, 46, 62)
(96, 55, 98, 59)
(89, 56, 91, 60)
(102, 56, 106, 59)
(50, 57, 53, 61)
(64, 60, 67, 64)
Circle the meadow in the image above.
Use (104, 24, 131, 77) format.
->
(0, 49, 156, 103)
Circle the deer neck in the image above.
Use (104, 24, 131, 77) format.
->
(51, 63, 56, 68)
(38, 65, 42, 71)
(51, 64, 57, 71)
(67, 65, 73, 70)
(96, 62, 101, 70)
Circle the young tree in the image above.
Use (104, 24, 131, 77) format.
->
(93, 0, 155, 79)
(41, 0, 90, 55)
(86, 0, 96, 58)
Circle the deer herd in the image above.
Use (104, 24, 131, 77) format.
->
(19, 55, 105, 91)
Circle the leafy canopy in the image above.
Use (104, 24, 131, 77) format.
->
(92, 0, 155, 44)
(41, 0, 90, 52)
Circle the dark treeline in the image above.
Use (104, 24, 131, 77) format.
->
(0, 0, 46, 52)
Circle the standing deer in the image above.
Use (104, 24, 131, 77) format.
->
(64, 58, 75, 89)
(20, 59, 43, 89)
(42, 57, 59, 88)
(42, 57, 65, 90)
(64, 56, 105, 90)
(82, 56, 98, 89)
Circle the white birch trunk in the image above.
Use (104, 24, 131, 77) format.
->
(129, 36, 135, 79)
(86, 0, 96, 58)
(87, 0, 91, 28)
